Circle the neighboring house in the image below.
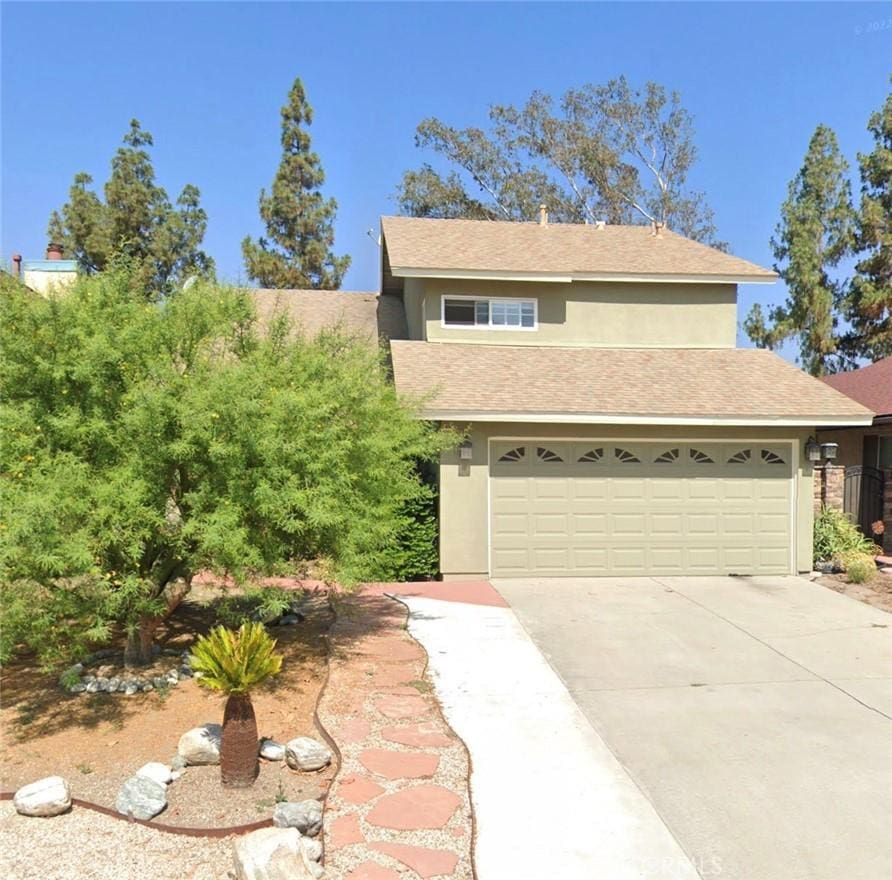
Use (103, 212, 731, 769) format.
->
(817, 357, 892, 549)
(3, 244, 78, 293)
(251, 215, 874, 579)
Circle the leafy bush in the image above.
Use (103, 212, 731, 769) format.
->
(844, 555, 876, 584)
(389, 485, 439, 581)
(813, 507, 876, 564)
(214, 586, 295, 629)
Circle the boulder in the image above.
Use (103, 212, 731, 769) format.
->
(13, 776, 71, 817)
(300, 837, 323, 863)
(178, 724, 222, 765)
(285, 737, 332, 772)
(232, 827, 319, 880)
(273, 800, 323, 837)
(171, 754, 188, 771)
(116, 775, 167, 820)
(260, 739, 286, 761)
(135, 762, 173, 786)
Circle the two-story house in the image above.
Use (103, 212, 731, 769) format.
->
(374, 214, 873, 580)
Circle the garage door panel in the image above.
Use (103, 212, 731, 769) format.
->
(490, 440, 793, 577)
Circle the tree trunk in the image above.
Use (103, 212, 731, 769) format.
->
(123, 576, 192, 668)
(220, 694, 259, 788)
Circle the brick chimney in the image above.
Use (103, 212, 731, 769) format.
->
(11, 254, 22, 277)
(46, 242, 64, 260)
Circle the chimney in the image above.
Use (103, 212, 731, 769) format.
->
(46, 242, 64, 260)
(538, 204, 548, 227)
(651, 221, 664, 239)
(595, 220, 606, 230)
(11, 254, 22, 277)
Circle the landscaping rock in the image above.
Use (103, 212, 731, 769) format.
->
(279, 614, 300, 626)
(260, 739, 286, 761)
(273, 800, 323, 837)
(232, 826, 319, 880)
(171, 754, 188, 771)
(85, 680, 100, 694)
(301, 837, 323, 863)
(116, 775, 167, 820)
(124, 682, 139, 696)
(13, 776, 72, 817)
(285, 737, 332, 772)
(69, 683, 87, 694)
(178, 723, 222, 765)
(135, 762, 173, 786)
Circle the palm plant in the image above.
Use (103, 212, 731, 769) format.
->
(190, 622, 283, 788)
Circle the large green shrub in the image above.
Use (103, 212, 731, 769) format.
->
(389, 485, 439, 582)
(844, 555, 876, 584)
(813, 506, 877, 566)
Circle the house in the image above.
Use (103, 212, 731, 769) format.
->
(253, 215, 874, 579)
(817, 356, 892, 549)
(2, 244, 78, 293)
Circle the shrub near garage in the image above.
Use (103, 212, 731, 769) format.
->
(813, 506, 879, 570)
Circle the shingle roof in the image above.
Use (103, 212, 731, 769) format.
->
(390, 342, 873, 424)
(821, 356, 892, 418)
(249, 289, 407, 342)
(381, 216, 776, 282)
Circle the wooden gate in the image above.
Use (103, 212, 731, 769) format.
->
(844, 465, 885, 537)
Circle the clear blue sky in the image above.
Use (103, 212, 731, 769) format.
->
(2, 2, 889, 350)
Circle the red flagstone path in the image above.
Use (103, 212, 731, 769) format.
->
(317, 587, 475, 879)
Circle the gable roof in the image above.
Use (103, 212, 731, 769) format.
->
(381, 216, 777, 284)
(390, 342, 873, 426)
(821, 356, 892, 419)
(249, 289, 407, 342)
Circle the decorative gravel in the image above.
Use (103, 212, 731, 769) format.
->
(0, 803, 236, 880)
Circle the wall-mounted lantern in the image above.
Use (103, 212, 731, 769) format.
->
(805, 437, 822, 462)
(820, 442, 839, 461)
(459, 439, 473, 461)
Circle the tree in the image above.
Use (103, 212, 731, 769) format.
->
(190, 622, 283, 788)
(396, 77, 722, 245)
(242, 78, 350, 289)
(844, 86, 892, 361)
(48, 120, 214, 295)
(0, 270, 446, 668)
(744, 125, 855, 375)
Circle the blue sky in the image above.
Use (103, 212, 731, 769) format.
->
(2, 2, 889, 351)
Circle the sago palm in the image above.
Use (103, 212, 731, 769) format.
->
(190, 622, 283, 788)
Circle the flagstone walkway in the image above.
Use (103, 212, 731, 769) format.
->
(318, 590, 474, 880)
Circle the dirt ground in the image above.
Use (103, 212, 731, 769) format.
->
(816, 566, 892, 613)
(0, 583, 337, 828)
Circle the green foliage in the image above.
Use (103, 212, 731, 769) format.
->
(215, 586, 295, 629)
(397, 77, 722, 245)
(843, 555, 876, 584)
(48, 120, 214, 296)
(242, 78, 350, 288)
(744, 125, 855, 376)
(389, 485, 439, 582)
(0, 270, 447, 667)
(190, 622, 283, 696)
(813, 506, 876, 563)
(844, 83, 892, 361)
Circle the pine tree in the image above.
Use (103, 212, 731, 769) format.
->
(844, 86, 892, 361)
(48, 120, 213, 295)
(744, 125, 855, 375)
(242, 78, 350, 289)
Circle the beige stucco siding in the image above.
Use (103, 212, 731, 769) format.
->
(439, 422, 815, 578)
(416, 278, 737, 348)
(402, 278, 427, 340)
(817, 424, 892, 468)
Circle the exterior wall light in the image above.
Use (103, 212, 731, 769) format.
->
(805, 437, 822, 462)
(820, 442, 839, 461)
(459, 439, 473, 461)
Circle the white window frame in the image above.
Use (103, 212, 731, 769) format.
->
(440, 294, 538, 331)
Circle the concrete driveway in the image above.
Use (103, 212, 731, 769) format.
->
(494, 575, 892, 880)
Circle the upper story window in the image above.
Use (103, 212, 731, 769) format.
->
(442, 295, 537, 330)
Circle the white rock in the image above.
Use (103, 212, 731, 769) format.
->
(260, 739, 286, 761)
(178, 723, 222, 765)
(273, 800, 323, 837)
(232, 826, 319, 880)
(135, 761, 173, 786)
(284, 737, 332, 772)
(300, 837, 323, 862)
(13, 776, 71, 817)
(116, 775, 167, 820)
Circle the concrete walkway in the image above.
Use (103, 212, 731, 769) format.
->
(397, 584, 700, 880)
(496, 575, 892, 880)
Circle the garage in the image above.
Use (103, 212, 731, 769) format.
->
(489, 440, 794, 577)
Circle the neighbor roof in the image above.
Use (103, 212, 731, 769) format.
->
(821, 356, 892, 420)
(249, 289, 407, 342)
(390, 342, 873, 426)
(381, 216, 777, 284)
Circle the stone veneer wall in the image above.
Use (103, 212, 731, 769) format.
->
(813, 464, 845, 513)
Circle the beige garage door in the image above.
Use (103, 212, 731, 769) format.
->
(490, 441, 793, 577)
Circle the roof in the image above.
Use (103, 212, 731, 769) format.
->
(821, 356, 892, 419)
(248, 289, 407, 342)
(390, 342, 874, 426)
(381, 216, 777, 284)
